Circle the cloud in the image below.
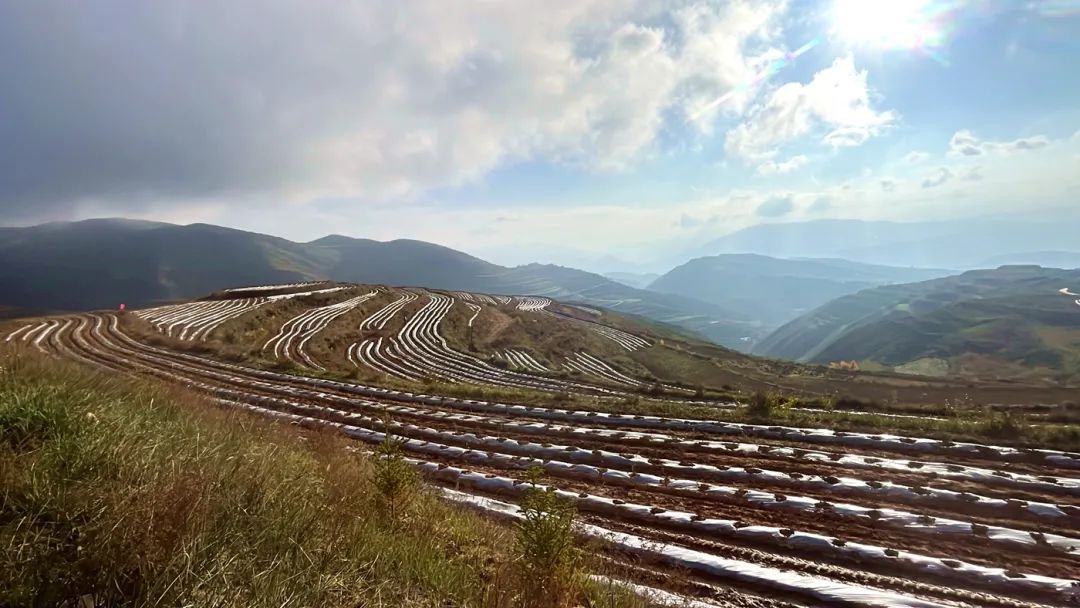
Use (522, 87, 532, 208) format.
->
(725, 54, 896, 164)
(822, 127, 876, 148)
(921, 167, 953, 188)
(949, 131, 984, 156)
(962, 166, 984, 181)
(903, 151, 928, 164)
(678, 213, 704, 229)
(0, 0, 787, 221)
(756, 195, 794, 217)
(254, 126, 1080, 257)
(757, 154, 808, 175)
(880, 179, 897, 192)
(808, 196, 831, 214)
(948, 130, 1050, 157)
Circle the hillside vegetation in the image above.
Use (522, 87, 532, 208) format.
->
(0, 219, 750, 346)
(0, 351, 645, 608)
(648, 253, 947, 332)
(755, 266, 1080, 382)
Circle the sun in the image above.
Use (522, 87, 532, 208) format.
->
(831, 0, 943, 50)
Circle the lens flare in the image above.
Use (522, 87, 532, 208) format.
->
(687, 36, 822, 123)
(832, 0, 948, 51)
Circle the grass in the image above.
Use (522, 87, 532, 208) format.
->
(0, 349, 650, 608)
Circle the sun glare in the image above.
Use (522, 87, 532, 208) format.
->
(832, 0, 943, 50)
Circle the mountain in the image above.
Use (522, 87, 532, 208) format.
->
(604, 272, 661, 289)
(647, 254, 949, 328)
(699, 218, 1080, 268)
(977, 251, 1080, 269)
(0, 219, 321, 312)
(755, 265, 1080, 381)
(0, 218, 750, 345)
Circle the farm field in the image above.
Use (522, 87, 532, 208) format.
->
(4, 282, 1080, 607)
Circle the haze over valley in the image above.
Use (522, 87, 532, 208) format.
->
(3, 2, 1079, 607)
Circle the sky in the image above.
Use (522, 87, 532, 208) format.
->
(2, 0, 1079, 272)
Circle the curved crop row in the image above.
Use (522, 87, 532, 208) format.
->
(515, 296, 551, 311)
(262, 291, 377, 368)
(360, 290, 417, 330)
(564, 351, 639, 386)
(499, 349, 548, 372)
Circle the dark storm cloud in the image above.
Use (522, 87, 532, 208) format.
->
(1, 2, 788, 224)
(0, 3, 295, 218)
(0, 2, 468, 221)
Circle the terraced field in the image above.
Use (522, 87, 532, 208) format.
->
(5, 283, 1080, 607)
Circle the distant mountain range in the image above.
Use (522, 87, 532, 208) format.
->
(0, 219, 754, 345)
(977, 251, 1080, 269)
(754, 265, 1080, 381)
(698, 218, 1080, 269)
(647, 254, 949, 328)
(8, 217, 1079, 367)
(603, 272, 660, 289)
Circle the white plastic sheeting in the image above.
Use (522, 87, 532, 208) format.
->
(262, 291, 377, 368)
(106, 320, 1080, 479)
(439, 490, 954, 608)
(57, 317, 1080, 606)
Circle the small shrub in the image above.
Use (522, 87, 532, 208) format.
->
(746, 391, 779, 418)
(979, 411, 1024, 439)
(834, 395, 875, 411)
(269, 358, 297, 372)
(372, 432, 420, 523)
(515, 484, 579, 607)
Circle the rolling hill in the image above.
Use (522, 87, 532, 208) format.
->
(647, 254, 948, 329)
(603, 271, 660, 289)
(0, 218, 752, 345)
(755, 265, 1080, 381)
